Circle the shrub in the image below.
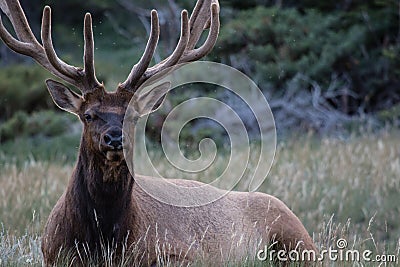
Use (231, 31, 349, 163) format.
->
(0, 65, 54, 120)
(217, 7, 366, 88)
(0, 110, 74, 143)
(216, 5, 400, 115)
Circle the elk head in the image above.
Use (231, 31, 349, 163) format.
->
(0, 0, 220, 164)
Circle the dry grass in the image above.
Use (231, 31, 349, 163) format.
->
(0, 132, 399, 266)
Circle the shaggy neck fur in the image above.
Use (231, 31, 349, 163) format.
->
(67, 136, 135, 252)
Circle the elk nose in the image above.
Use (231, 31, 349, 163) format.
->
(103, 129, 122, 150)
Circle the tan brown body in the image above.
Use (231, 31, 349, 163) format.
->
(42, 175, 316, 266)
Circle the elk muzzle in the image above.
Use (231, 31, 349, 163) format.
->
(101, 126, 123, 162)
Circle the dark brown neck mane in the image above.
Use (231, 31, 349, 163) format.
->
(66, 136, 135, 253)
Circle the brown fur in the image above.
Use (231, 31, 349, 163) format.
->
(41, 88, 317, 266)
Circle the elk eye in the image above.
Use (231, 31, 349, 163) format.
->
(84, 113, 93, 122)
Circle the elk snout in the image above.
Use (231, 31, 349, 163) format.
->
(102, 127, 123, 151)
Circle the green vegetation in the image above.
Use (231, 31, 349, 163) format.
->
(216, 2, 400, 114)
(0, 110, 76, 143)
(0, 65, 53, 120)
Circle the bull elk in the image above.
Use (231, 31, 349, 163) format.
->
(0, 0, 317, 265)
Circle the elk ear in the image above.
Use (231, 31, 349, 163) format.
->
(46, 79, 83, 115)
(137, 82, 171, 116)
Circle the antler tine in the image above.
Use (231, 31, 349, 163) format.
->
(179, 2, 219, 63)
(120, 10, 160, 91)
(187, 0, 208, 51)
(83, 13, 101, 90)
(3, 0, 39, 45)
(0, 14, 36, 56)
(0, 3, 79, 88)
(121, 0, 219, 93)
(160, 10, 190, 66)
(42, 7, 101, 92)
(0, 0, 43, 57)
(0, 0, 101, 93)
(41, 7, 80, 82)
(135, 10, 190, 87)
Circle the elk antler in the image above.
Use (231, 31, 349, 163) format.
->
(0, 0, 219, 94)
(119, 0, 220, 92)
(0, 0, 101, 94)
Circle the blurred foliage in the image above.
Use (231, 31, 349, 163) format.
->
(0, 110, 74, 143)
(0, 65, 54, 119)
(218, 7, 365, 87)
(216, 3, 400, 114)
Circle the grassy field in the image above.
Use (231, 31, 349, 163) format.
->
(0, 131, 399, 266)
